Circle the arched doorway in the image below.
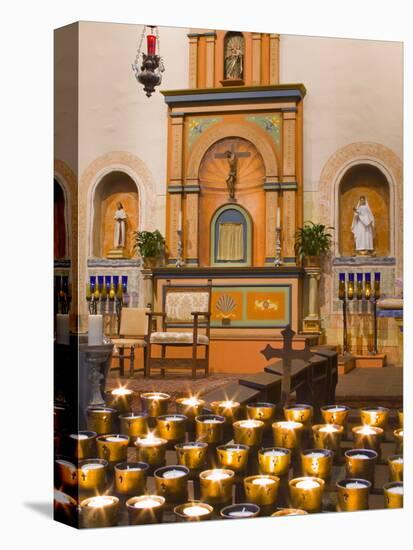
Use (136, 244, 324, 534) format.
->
(91, 171, 139, 258)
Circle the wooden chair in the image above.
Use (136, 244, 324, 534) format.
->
(111, 308, 149, 377)
(145, 280, 212, 379)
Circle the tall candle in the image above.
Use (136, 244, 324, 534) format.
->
(88, 314, 103, 345)
(56, 314, 70, 345)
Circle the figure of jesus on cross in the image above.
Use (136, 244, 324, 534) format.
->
(214, 142, 251, 201)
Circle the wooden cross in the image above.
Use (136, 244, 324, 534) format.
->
(215, 143, 251, 199)
(214, 142, 251, 161)
(261, 325, 314, 409)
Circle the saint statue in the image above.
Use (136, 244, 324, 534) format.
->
(351, 196, 375, 255)
(113, 202, 127, 249)
(224, 34, 244, 80)
(224, 150, 237, 200)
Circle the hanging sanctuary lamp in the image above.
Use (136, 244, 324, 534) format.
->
(132, 25, 165, 97)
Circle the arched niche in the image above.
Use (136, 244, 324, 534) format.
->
(54, 178, 67, 259)
(198, 136, 265, 266)
(339, 164, 390, 257)
(91, 171, 139, 258)
(210, 204, 252, 266)
(223, 32, 245, 82)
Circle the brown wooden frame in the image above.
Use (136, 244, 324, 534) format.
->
(145, 280, 212, 379)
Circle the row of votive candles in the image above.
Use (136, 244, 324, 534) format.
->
(338, 272, 380, 300)
(86, 275, 128, 299)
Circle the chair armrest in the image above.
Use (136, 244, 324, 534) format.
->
(146, 312, 166, 317)
(191, 311, 211, 318)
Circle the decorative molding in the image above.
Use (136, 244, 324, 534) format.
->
(332, 256, 396, 266)
(264, 182, 298, 191)
(87, 258, 141, 268)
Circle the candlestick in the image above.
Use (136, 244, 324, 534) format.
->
(96, 434, 129, 464)
(364, 273, 372, 300)
(114, 462, 149, 495)
(140, 392, 170, 418)
(56, 314, 70, 345)
(352, 425, 383, 455)
(88, 314, 103, 346)
(210, 400, 241, 425)
(347, 273, 354, 300)
(66, 431, 97, 460)
(312, 423, 344, 455)
(289, 477, 325, 513)
(244, 475, 280, 507)
(301, 449, 333, 480)
(220, 503, 260, 519)
(320, 405, 350, 426)
(383, 482, 403, 509)
(106, 387, 134, 413)
(344, 449, 378, 483)
(393, 428, 403, 454)
(80, 495, 119, 528)
(259, 447, 291, 476)
(174, 501, 213, 521)
(135, 432, 168, 467)
(336, 478, 371, 511)
(176, 396, 205, 420)
(272, 421, 303, 450)
(78, 459, 109, 492)
(233, 419, 264, 446)
(175, 441, 208, 470)
(126, 495, 165, 525)
(360, 406, 389, 429)
(271, 508, 308, 516)
(195, 414, 225, 444)
(387, 455, 403, 482)
(216, 443, 250, 473)
(284, 404, 313, 428)
(356, 273, 363, 300)
(338, 273, 346, 300)
(119, 412, 149, 445)
(246, 402, 276, 430)
(157, 414, 187, 443)
(154, 465, 190, 502)
(200, 468, 235, 505)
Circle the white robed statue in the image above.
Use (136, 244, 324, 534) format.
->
(351, 196, 375, 254)
(113, 202, 127, 249)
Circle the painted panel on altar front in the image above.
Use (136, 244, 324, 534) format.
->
(211, 284, 291, 327)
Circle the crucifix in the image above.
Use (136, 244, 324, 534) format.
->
(261, 325, 314, 411)
(214, 143, 251, 200)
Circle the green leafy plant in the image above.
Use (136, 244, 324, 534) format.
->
(133, 230, 165, 262)
(294, 222, 333, 261)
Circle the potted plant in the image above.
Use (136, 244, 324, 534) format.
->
(294, 222, 333, 266)
(133, 229, 165, 268)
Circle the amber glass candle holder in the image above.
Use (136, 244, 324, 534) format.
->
(233, 419, 264, 447)
(388, 455, 403, 482)
(114, 462, 149, 495)
(220, 503, 260, 519)
(154, 465, 190, 503)
(284, 404, 313, 428)
(140, 392, 170, 418)
(175, 441, 208, 470)
(289, 477, 325, 513)
(126, 495, 165, 525)
(96, 434, 129, 464)
(246, 402, 276, 430)
(271, 508, 308, 516)
(78, 459, 109, 493)
(360, 406, 389, 429)
(54, 490, 78, 527)
(106, 387, 134, 413)
(80, 495, 119, 528)
(259, 447, 291, 476)
(336, 478, 371, 511)
(200, 468, 235, 505)
(174, 501, 213, 521)
(352, 425, 383, 454)
(195, 414, 225, 444)
(301, 449, 333, 480)
(397, 409, 403, 428)
(312, 423, 344, 454)
(119, 412, 148, 446)
(320, 405, 350, 426)
(66, 431, 97, 460)
(55, 459, 78, 493)
(210, 400, 241, 425)
(217, 443, 250, 473)
(135, 433, 168, 467)
(383, 481, 403, 509)
(244, 475, 280, 507)
(176, 397, 205, 420)
(272, 421, 304, 450)
(157, 414, 187, 443)
(393, 428, 403, 454)
(86, 406, 117, 435)
(344, 449, 377, 483)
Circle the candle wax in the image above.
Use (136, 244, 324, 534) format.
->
(279, 421, 302, 429)
(228, 508, 254, 517)
(133, 498, 162, 509)
(296, 480, 319, 489)
(319, 425, 340, 433)
(138, 436, 163, 446)
(326, 406, 346, 412)
(350, 453, 370, 459)
(105, 436, 126, 442)
(164, 416, 184, 421)
(70, 434, 89, 440)
(239, 420, 261, 428)
(252, 478, 275, 486)
(391, 457, 403, 464)
(264, 450, 287, 456)
(184, 506, 210, 517)
(181, 398, 201, 406)
(87, 496, 115, 508)
(357, 426, 377, 435)
(205, 471, 230, 481)
(81, 463, 104, 471)
(306, 452, 326, 459)
(162, 469, 186, 479)
(111, 388, 132, 395)
(345, 481, 368, 489)
(387, 486, 403, 494)
(203, 418, 222, 424)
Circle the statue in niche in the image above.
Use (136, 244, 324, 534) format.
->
(224, 34, 244, 80)
(351, 195, 375, 255)
(113, 202, 127, 249)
